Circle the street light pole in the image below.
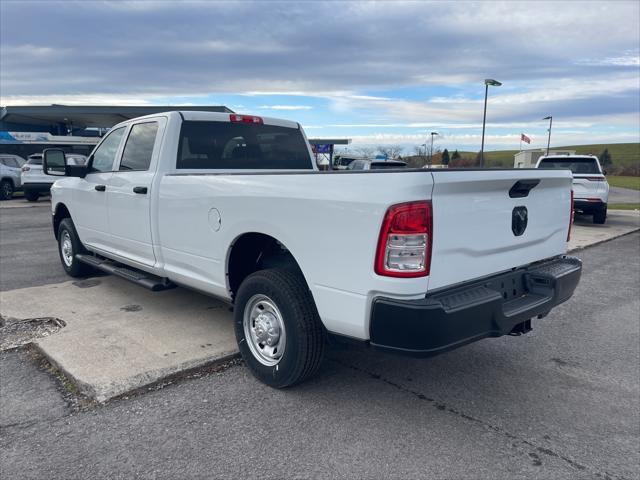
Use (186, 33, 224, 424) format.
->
(480, 78, 502, 167)
(429, 132, 438, 166)
(543, 116, 553, 155)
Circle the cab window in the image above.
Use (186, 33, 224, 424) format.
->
(91, 127, 126, 172)
(119, 122, 159, 171)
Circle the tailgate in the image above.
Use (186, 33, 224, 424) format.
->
(428, 169, 573, 291)
(572, 175, 605, 199)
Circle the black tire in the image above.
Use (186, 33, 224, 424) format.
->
(593, 208, 607, 224)
(57, 218, 92, 277)
(0, 180, 13, 200)
(234, 268, 326, 388)
(25, 190, 39, 202)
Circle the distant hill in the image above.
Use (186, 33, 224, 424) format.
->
(457, 143, 639, 171)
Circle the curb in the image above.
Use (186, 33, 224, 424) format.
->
(34, 340, 241, 403)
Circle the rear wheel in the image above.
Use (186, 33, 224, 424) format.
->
(593, 208, 607, 224)
(25, 190, 39, 202)
(0, 180, 13, 200)
(57, 218, 91, 277)
(234, 268, 326, 388)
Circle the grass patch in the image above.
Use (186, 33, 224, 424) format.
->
(607, 176, 640, 190)
(457, 143, 639, 169)
(608, 203, 640, 210)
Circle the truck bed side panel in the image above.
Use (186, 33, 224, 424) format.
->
(157, 171, 434, 338)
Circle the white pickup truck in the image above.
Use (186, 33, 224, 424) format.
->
(43, 111, 582, 387)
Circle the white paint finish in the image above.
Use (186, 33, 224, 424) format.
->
(20, 164, 52, 185)
(428, 169, 572, 290)
(71, 171, 113, 250)
(157, 172, 434, 297)
(107, 117, 167, 267)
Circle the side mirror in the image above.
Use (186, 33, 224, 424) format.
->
(43, 149, 66, 176)
(43, 148, 88, 178)
(602, 170, 607, 176)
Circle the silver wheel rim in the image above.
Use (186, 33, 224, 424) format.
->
(61, 231, 74, 267)
(243, 294, 286, 366)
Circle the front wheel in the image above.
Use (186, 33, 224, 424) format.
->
(234, 268, 326, 388)
(0, 180, 14, 200)
(57, 218, 92, 277)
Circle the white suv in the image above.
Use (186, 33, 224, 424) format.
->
(21, 153, 86, 202)
(536, 154, 609, 224)
(0, 154, 26, 200)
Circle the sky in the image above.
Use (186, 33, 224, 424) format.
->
(1, 0, 639, 153)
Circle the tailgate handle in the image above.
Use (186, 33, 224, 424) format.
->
(509, 179, 540, 198)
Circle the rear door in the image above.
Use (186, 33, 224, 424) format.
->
(428, 169, 572, 290)
(107, 118, 165, 267)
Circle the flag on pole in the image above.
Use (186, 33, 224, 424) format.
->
(520, 133, 531, 144)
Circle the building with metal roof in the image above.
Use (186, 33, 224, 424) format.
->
(0, 105, 233, 136)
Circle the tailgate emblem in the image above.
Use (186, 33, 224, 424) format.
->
(512, 206, 528, 236)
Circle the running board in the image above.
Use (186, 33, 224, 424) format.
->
(76, 254, 175, 292)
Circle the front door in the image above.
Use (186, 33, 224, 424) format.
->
(107, 118, 164, 267)
(73, 126, 126, 252)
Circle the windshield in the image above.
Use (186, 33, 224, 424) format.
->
(538, 157, 600, 174)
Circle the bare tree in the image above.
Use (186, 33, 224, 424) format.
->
(413, 145, 427, 164)
(356, 146, 376, 159)
(377, 145, 403, 160)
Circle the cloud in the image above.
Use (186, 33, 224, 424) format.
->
(0, 1, 638, 151)
(2, 1, 639, 97)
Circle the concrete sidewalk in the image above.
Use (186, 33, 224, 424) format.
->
(0, 279, 237, 402)
(569, 209, 639, 251)
(1, 210, 638, 402)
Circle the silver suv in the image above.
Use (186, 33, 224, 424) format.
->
(0, 154, 26, 200)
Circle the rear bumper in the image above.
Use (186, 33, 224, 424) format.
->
(22, 182, 53, 194)
(574, 199, 606, 213)
(370, 256, 582, 357)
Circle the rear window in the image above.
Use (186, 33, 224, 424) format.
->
(27, 156, 43, 165)
(177, 121, 312, 170)
(538, 157, 600, 174)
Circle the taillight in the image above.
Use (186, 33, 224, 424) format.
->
(230, 114, 263, 125)
(586, 176, 605, 181)
(567, 190, 574, 242)
(375, 201, 432, 277)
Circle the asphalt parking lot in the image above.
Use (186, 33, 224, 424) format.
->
(1, 201, 639, 479)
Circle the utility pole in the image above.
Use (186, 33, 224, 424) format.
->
(543, 116, 553, 155)
(429, 132, 438, 166)
(480, 78, 502, 167)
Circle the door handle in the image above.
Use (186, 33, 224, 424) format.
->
(133, 186, 148, 194)
(95, 185, 106, 192)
